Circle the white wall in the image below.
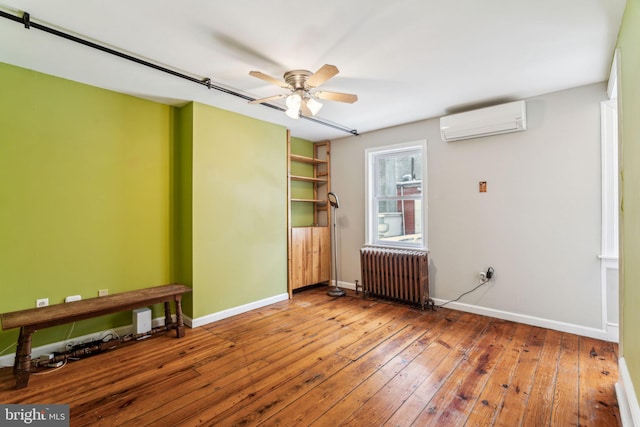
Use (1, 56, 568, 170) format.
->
(331, 83, 607, 334)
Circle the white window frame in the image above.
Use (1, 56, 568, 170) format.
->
(365, 140, 427, 250)
(601, 98, 619, 260)
(599, 48, 620, 342)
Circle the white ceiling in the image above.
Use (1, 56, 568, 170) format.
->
(0, 0, 626, 141)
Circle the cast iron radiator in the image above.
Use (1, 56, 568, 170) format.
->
(359, 247, 431, 309)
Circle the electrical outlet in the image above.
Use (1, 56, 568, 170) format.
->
(486, 267, 494, 279)
(479, 271, 487, 281)
(36, 298, 49, 308)
(65, 295, 81, 303)
(98, 289, 109, 297)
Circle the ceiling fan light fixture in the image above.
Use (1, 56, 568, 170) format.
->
(285, 108, 299, 119)
(306, 97, 323, 116)
(286, 93, 301, 109)
(285, 93, 302, 119)
(249, 65, 357, 120)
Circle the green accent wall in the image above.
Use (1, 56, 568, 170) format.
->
(176, 102, 288, 318)
(0, 62, 289, 355)
(0, 62, 172, 352)
(618, 0, 640, 400)
(290, 137, 315, 227)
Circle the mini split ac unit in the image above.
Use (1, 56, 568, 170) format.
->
(440, 100, 527, 142)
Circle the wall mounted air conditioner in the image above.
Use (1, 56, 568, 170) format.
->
(440, 100, 527, 142)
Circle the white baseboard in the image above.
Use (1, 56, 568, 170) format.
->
(188, 293, 289, 328)
(607, 322, 619, 343)
(336, 280, 356, 291)
(618, 357, 640, 426)
(337, 281, 613, 341)
(431, 298, 612, 340)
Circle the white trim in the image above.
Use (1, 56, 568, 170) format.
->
(0, 315, 175, 368)
(336, 280, 356, 291)
(600, 94, 620, 345)
(188, 293, 289, 328)
(618, 357, 640, 426)
(335, 280, 613, 340)
(364, 140, 428, 251)
(601, 99, 619, 259)
(607, 49, 619, 100)
(607, 322, 619, 343)
(429, 298, 611, 340)
(600, 257, 620, 342)
(616, 382, 634, 427)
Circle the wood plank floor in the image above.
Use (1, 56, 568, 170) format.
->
(0, 287, 620, 426)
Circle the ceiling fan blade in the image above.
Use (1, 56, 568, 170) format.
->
(299, 100, 313, 117)
(306, 64, 339, 88)
(249, 71, 289, 88)
(314, 91, 358, 103)
(249, 94, 286, 104)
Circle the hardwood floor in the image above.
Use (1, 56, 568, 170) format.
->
(0, 287, 620, 426)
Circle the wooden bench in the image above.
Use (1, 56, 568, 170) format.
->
(0, 283, 191, 389)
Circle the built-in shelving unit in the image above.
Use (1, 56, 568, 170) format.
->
(287, 136, 331, 296)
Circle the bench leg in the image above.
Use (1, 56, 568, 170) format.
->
(174, 295, 185, 338)
(14, 327, 24, 375)
(164, 301, 172, 327)
(15, 326, 35, 389)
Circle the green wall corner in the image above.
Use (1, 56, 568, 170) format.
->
(172, 103, 194, 317)
(186, 102, 288, 318)
(0, 63, 289, 355)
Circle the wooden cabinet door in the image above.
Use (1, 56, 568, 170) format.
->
(290, 227, 312, 289)
(313, 227, 331, 284)
(291, 227, 330, 290)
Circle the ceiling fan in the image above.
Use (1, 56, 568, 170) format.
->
(248, 64, 358, 119)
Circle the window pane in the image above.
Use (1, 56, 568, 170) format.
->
(372, 147, 423, 247)
(376, 199, 423, 244)
(375, 151, 422, 197)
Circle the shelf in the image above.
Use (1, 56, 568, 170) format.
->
(288, 139, 331, 297)
(290, 154, 328, 165)
(291, 198, 327, 204)
(290, 174, 328, 183)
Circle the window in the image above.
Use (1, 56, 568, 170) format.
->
(601, 98, 618, 259)
(365, 141, 426, 249)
